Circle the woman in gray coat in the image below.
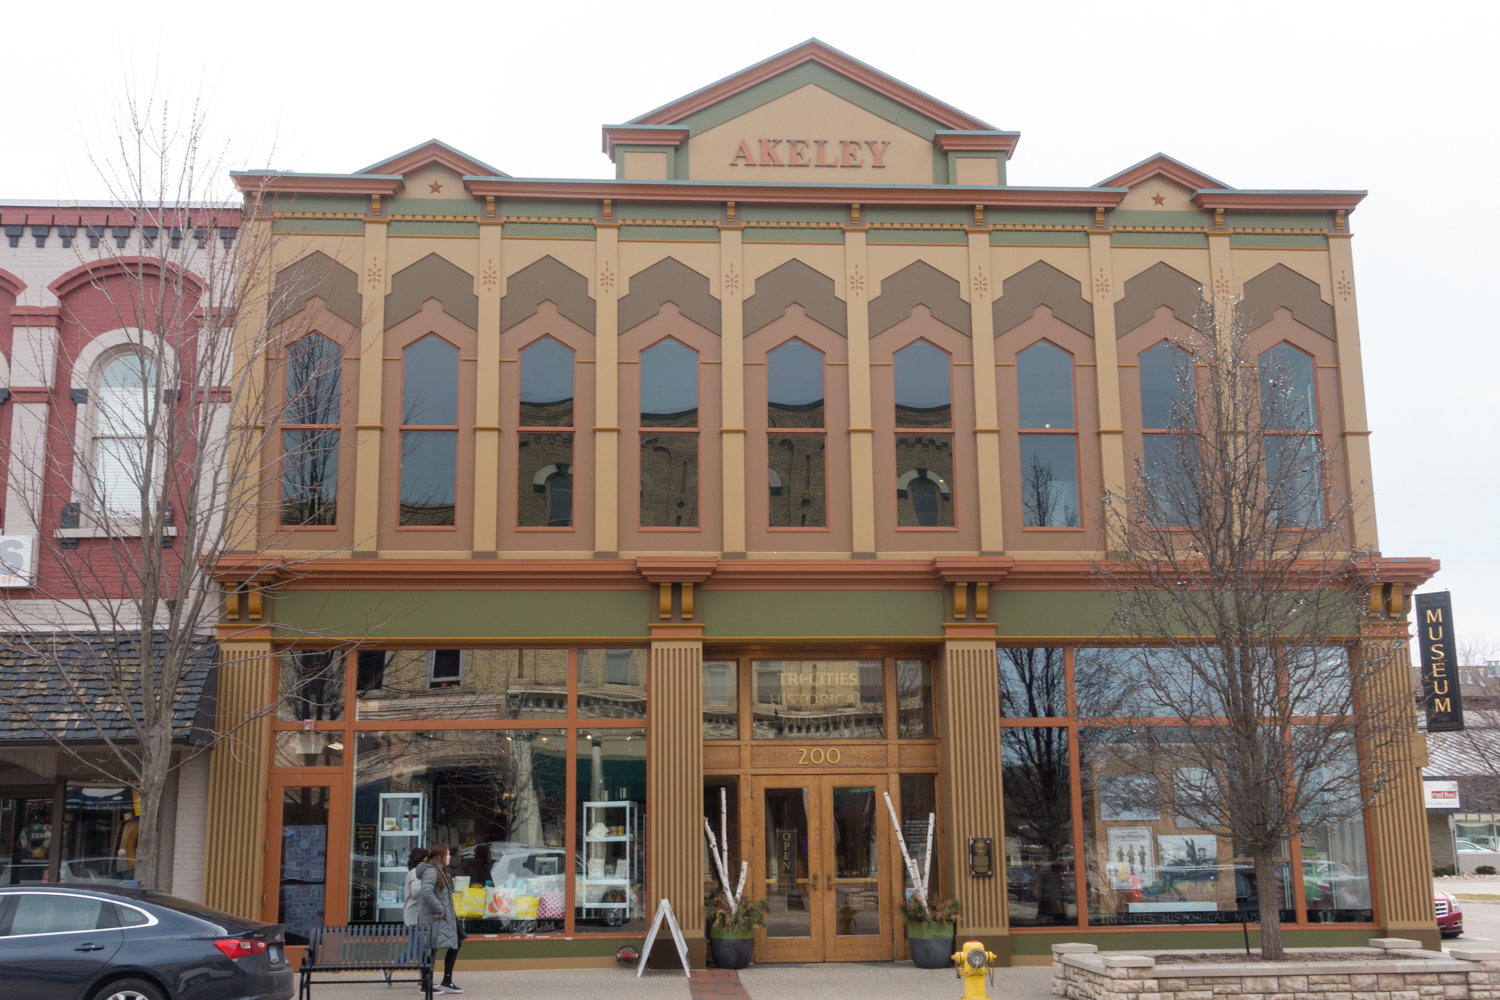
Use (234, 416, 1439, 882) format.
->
(416, 845, 462, 994)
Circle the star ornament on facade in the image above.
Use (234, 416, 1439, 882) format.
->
(1151, 193, 1166, 206)
(429, 180, 444, 194)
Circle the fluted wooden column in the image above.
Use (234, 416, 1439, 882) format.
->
(1359, 616, 1438, 947)
(647, 639, 705, 965)
(937, 638, 1009, 960)
(203, 642, 276, 918)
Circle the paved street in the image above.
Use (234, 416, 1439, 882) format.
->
(296, 962, 1056, 1000)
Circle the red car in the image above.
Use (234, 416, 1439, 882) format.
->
(1436, 888, 1464, 937)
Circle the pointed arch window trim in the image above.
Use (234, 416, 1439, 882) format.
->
(894, 338, 957, 530)
(766, 337, 828, 531)
(517, 335, 576, 531)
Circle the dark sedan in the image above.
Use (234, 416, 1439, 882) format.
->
(0, 885, 292, 1000)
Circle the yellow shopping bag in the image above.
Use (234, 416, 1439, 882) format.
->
(452, 885, 487, 919)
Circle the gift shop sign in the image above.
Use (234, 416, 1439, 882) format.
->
(0, 535, 35, 587)
(730, 139, 891, 168)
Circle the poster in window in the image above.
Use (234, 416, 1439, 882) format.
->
(1157, 834, 1218, 873)
(1105, 827, 1154, 889)
(1097, 774, 1160, 821)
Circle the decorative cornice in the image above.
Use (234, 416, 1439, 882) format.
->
(933, 131, 1022, 158)
(1191, 189, 1367, 212)
(9, 304, 60, 327)
(229, 171, 405, 196)
(602, 125, 690, 160)
(213, 554, 1439, 594)
(462, 176, 1126, 210)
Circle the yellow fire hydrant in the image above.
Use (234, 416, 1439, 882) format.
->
(952, 938, 997, 1000)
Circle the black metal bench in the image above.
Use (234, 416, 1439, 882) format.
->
(298, 924, 435, 1000)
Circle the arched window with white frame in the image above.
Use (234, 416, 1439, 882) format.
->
(93, 352, 158, 516)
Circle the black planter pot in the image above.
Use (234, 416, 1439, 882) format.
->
(709, 935, 754, 969)
(906, 930, 953, 969)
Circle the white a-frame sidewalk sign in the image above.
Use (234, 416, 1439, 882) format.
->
(636, 898, 691, 978)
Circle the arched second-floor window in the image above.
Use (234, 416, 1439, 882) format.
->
(94, 353, 158, 515)
(1258, 342, 1323, 526)
(1138, 341, 1196, 527)
(894, 340, 953, 528)
(400, 334, 459, 527)
(767, 339, 826, 528)
(518, 336, 574, 528)
(1017, 340, 1078, 528)
(640, 338, 698, 528)
(281, 334, 341, 527)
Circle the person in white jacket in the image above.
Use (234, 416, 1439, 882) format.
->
(383, 848, 429, 988)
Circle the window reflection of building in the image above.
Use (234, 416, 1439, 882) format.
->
(751, 660, 885, 739)
(702, 661, 737, 739)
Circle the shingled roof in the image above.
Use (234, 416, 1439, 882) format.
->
(0, 634, 218, 743)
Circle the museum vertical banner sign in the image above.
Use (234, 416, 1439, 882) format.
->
(1416, 591, 1464, 732)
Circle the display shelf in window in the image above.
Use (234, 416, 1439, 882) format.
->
(376, 793, 425, 917)
(580, 800, 637, 927)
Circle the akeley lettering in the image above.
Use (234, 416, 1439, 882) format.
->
(1416, 590, 1464, 732)
(730, 139, 891, 167)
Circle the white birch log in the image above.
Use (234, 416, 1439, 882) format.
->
(883, 791, 926, 904)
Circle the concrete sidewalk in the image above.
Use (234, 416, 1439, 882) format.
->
(296, 962, 1056, 1000)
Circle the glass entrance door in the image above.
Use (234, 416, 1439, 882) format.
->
(751, 775, 891, 962)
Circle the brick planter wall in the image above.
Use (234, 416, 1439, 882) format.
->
(1051, 940, 1500, 1000)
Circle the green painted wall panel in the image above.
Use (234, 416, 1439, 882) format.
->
(743, 229, 846, 244)
(617, 202, 720, 221)
(990, 209, 1092, 228)
(271, 219, 365, 236)
(866, 206, 969, 226)
(1110, 232, 1210, 249)
(272, 589, 652, 640)
(266, 195, 365, 215)
(386, 198, 483, 217)
(502, 200, 595, 218)
(988, 231, 1090, 247)
(992, 591, 1120, 638)
(1224, 212, 1330, 230)
(742, 204, 846, 223)
(617, 226, 718, 242)
(1229, 234, 1329, 249)
(868, 229, 968, 245)
(1109, 210, 1211, 228)
(1008, 926, 1378, 955)
(388, 221, 480, 237)
(700, 589, 943, 638)
(461, 936, 644, 959)
(501, 223, 597, 240)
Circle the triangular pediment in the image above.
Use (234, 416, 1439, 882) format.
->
(356, 140, 507, 179)
(1096, 153, 1231, 193)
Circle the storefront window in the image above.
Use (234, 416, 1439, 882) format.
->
(350, 729, 568, 934)
(1, 798, 52, 884)
(61, 784, 137, 884)
(1077, 726, 1293, 926)
(1002, 727, 1075, 926)
(576, 730, 647, 931)
(999, 648, 1066, 719)
(703, 777, 740, 896)
(280, 650, 345, 722)
(703, 661, 738, 739)
(752, 660, 883, 739)
(355, 649, 568, 721)
(578, 649, 647, 719)
(896, 660, 933, 738)
(899, 774, 938, 899)
(275, 731, 344, 768)
(278, 786, 329, 944)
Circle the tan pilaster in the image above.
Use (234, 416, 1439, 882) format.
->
(1327, 234, 1380, 553)
(967, 230, 1005, 555)
(353, 217, 388, 553)
(1087, 232, 1128, 532)
(719, 224, 746, 556)
(844, 226, 876, 558)
(472, 222, 503, 554)
(937, 638, 1009, 961)
(646, 638, 706, 967)
(227, 216, 275, 553)
(594, 222, 620, 557)
(1358, 614, 1438, 947)
(1208, 232, 1235, 312)
(203, 642, 275, 918)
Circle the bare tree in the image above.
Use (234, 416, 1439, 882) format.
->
(1091, 298, 1410, 958)
(0, 87, 354, 890)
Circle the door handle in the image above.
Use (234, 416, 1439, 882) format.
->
(74, 943, 105, 952)
(826, 874, 833, 891)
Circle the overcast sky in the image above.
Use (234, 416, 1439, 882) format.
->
(9, 0, 1496, 655)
